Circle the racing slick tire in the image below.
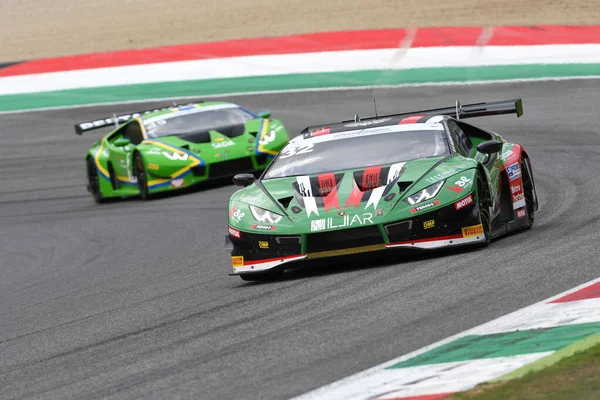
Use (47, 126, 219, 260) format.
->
(521, 157, 535, 228)
(239, 270, 284, 282)
(134, 152, 150, 200)
(86, 158, 107, 204)
(476, 170, 492, 247)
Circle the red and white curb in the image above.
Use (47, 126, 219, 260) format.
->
(293, 278, 600, 400)
(1, 26, 599, 95)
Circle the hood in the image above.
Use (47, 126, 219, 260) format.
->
(233, 155, 473, 219)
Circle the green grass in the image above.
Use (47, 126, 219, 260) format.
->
(449, 342, 600, 400)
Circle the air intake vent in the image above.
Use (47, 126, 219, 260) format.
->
(276, 236, 301, 245)
(278, 196, 294, 209)
(397, 181, 413, 195)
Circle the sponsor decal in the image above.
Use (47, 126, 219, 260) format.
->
(228, 226, 241, 238)
(310, 212, 374, 232)
(171, 178, 184, 188)
(500, 150, 513, 161)
(344, 117, 392, 128)
(399, 115, 425, 124)
(212, 140, 235, 149)
(410, 200, 440, 213)
(362, 166, 382, 191)
(462, 224, 484, 238)
(455, 194, 474, 210)
(259, 129, 277, 145)
(162, 151, 188, 161)
(291, 206, 302, 214)
(517, 208, 527, 219)
(318, 172, 340, 211)
(239, 194, 266, 205)
(296, 176, 319, 217)
(423, 219, 435, 229)
(230, 206, 245, 223)
(512, 184, 522, 194)
(258, 241, 269, 249)
(513, 191, 525, 204)
(214, 137, 225, 142)
(426, 168, 463, 183)
(376, 208, 384, 216)
(148, 163, 159, 170)
(310, 127, 330, 137)
(251, 224, 276, 231)
(232, 256, 244, 267)
(506, 162, 521, 181)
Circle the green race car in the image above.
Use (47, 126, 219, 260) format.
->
(226, 99, 538, 281)
(75, 101, 289, 202)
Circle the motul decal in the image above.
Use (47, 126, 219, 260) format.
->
(318, 172, 340, 211)
(345, 180, 364, 209)
(362, 166, 382, 191)
(296, 176, 319, 217)
(228, 226, 241, 238)
(455, 195, 474, 210)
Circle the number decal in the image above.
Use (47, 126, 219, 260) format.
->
(162, 151, 188, 161)
(259, 129, 276, 145)
(279, 143, 314, 159)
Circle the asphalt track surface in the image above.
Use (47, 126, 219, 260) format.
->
(1, 80, 600, 399)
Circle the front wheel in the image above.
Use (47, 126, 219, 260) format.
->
(521, 157, 536, 228)
(87, 158, 106, 203)
(134, 152, 150, 200)
(476, 171, 492, 246)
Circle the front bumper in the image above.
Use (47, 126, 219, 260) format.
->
(227, 195, 484, 274)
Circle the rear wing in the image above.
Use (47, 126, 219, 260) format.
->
(73, 102, 199, 135)
(301, 98, 523, 137)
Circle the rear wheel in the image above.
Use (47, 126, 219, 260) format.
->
(86, 158, 106, 203)
(239, 270, 284, 282)
(134, 152, 149, 200)
(476, 171, 492, 246)
(521, 157, 535, 227)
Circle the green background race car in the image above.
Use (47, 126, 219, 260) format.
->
(75, 101, 289, 202)
(226, 99, 538, 281)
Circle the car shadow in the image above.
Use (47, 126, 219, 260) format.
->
(235, 244, 483, 286)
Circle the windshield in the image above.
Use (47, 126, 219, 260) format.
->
(263, 129, 448, 179)
(143, 107, 255, 138)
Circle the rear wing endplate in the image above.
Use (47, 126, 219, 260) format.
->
(73, 102, 198, 135)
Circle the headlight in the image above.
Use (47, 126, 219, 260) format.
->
(249, 205, 283, 223)
(404, 181, 444, 205)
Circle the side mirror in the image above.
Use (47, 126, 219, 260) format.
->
(476, 139, 503, 155)
(114, 137, 131, 147)
(257, 111, 271, 119)
(233, 173, 256, 187)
